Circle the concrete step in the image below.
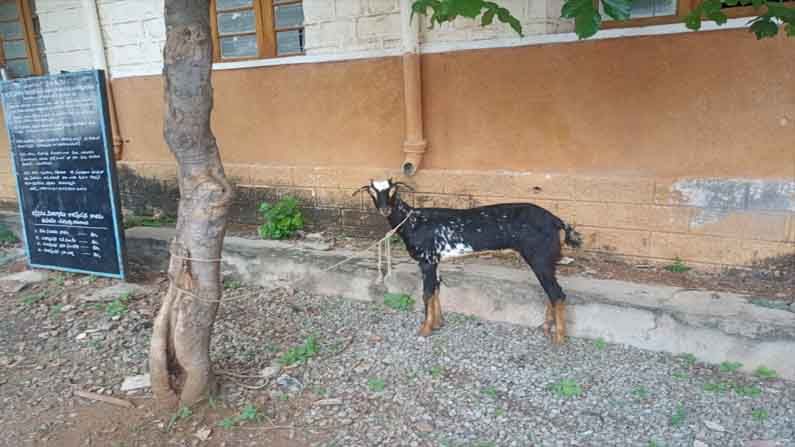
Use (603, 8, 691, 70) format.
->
(126, 226, 795, 381)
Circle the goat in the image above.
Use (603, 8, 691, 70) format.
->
(355, 178, 582, 344)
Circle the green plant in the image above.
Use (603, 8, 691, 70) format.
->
(167, 405, 192, 431)
(383, 293, 415, 312)
(21, 291, 48, 306)
(669, 404, 686, 427)
(105, 295, 129, 318)
(703, 382, 733, 393)
(223, 278, 242, 290)
(430, 365, 444, 378)
(50, 272, 66, 286)
(412, 0, 795, 40)
(367, 378, 386, 392)
(719, 361, 743, 373)
(50, 303, 63, 316)
(217, 403, 262, 429)
(632, 386, 649, 399)
(238, 404, 262, 423)
(208, 395, 219, 409)
(735, 385, 762, 397)
(0, 223, 18, 243)
(664, 258, 691, 273)
(258, 196, 304, 240)
(754, 366, 778, 379)
(751, 408, 768, 422)
(593, 338, 607, 350)
(87, 275, 98, 284)
(678, 353, 697, 366)
(218, 417, 236, 429)
(279, 336, 319, 365)
(482, 386, 498, 398)
(672, 371, 689, 380)
(550, 379, 582, 398)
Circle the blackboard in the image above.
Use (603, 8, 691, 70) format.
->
(0, 70, 126, 279)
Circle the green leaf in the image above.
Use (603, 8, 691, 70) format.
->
(787, 23, 795, 36)
(576, 8, 601, 39)
(751, 0, 764, 9)
(685, 10, 703, 30)
(452, 0, 485, 18)
(723, 0, 739, 5)
(561, 0, 581, 19)
(481, 8, 495, 25)
(750, 17, 779, 39)
(602, 0, 632, 21)
(561, 0, 601, 38)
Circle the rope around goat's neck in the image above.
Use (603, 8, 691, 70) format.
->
(168, 210, 414, 303)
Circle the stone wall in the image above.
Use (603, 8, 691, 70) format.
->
(117, 162, 795, 269)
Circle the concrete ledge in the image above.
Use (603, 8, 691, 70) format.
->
(126, 226, 795, 380)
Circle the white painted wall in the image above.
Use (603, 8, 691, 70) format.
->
(28, 0, 750, 79)
(33, 0, 164, 77)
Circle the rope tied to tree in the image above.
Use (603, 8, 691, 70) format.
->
(168, 210, 413, 304)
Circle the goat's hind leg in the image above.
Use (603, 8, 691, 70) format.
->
(522, 250, 568, 344)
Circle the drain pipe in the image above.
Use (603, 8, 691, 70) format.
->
(82, 0, 125, 159)
(399, 0, 427, 176)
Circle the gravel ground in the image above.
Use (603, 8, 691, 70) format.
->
(0, 264, 793, 447)
(215, 285, 794, 447)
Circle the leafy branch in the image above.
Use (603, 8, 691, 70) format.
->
(411, 0, 795, 40)
(411, 0, 524, 36)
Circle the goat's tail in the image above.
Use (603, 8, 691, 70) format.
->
(562, 223, 583, 249)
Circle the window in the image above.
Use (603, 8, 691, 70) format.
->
(601, 0, 794, 27)
(0, 0, 43, 77)
(210, 0, 304, 62)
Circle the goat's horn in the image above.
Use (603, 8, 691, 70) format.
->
(392, 181, 415, 192)
(352, 185, 370, 196)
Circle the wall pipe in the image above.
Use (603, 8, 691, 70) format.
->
(399, 0, 427, 176)
(82, 0, 125, 159)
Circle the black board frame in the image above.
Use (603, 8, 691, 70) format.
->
(0, 69, 127, 279)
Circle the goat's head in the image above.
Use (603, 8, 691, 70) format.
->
(354, 178, 413, 217)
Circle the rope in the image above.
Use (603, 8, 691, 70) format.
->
(170, 211, 414, 304)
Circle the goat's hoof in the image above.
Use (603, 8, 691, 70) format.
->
(418, 325, 433, 337)
(553, 332, 566, 345)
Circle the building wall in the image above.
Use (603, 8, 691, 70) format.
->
(0, 1, 793, 269)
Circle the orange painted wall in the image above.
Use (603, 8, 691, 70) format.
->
(108, 28, 795, 179)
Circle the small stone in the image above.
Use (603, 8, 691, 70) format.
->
(260, 366, 280, 380)
(557, 257, 575, 265)
(194, 426, 212, 441)
(121, 374, 151, 392)
(703, 420, 725, 432)
(75, 332, 88, 341)
(416, 422, 433, 433)
(275, 374, 303, 393)
(314, 398, 343, 406)
(693, 441, 709, 447)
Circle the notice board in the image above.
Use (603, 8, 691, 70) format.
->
(0, 70, 126, 278)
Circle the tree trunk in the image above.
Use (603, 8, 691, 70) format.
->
(149, 0, 234, 407)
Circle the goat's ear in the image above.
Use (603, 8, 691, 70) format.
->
(352, 185, 369, 197)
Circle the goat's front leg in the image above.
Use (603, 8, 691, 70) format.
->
(418, 262, 438, 337)
(553, 300, 567, 345)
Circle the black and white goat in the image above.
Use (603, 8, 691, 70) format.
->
(355, 178, 582, 344)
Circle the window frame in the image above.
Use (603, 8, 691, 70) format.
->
(600, 0, 793, 29)
(0, 0, 43, 76)
(209, 0, 303, 63)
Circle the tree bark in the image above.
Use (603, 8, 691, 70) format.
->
(149, 0, 234, 407)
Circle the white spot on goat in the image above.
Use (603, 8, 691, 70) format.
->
(434, 225, 474, 260)
(373, 180, 390, 191)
